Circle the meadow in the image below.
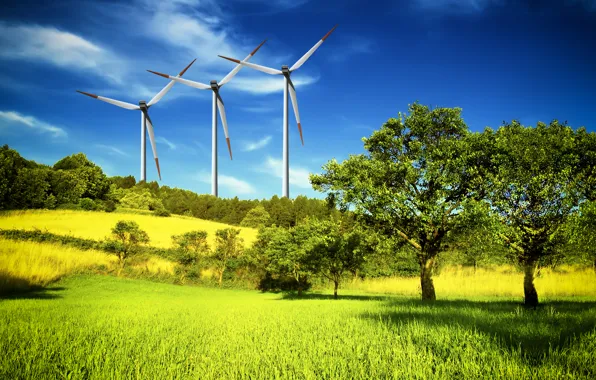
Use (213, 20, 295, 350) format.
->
(1, 275, 595, 379)
(0, 209, 258, 248)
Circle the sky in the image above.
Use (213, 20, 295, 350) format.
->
(0, 0, 595, 200)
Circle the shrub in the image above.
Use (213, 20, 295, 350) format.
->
(154, 209, 171, 217)
(104, 200, 117, 213)
(79, 198, 97, 211)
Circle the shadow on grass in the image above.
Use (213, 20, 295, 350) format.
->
(0, 273, 65, 300)
(362, 298, 596, 366)
(279, 293, 391, 301)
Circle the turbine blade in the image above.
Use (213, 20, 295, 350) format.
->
(288, 79, 304, 146)
(148, 58, 196, 106)
(218, 55, 282, 76)
(76, 91, 140, 110)
(147, 71, 211, 90)
(219, 39, 267, 86)
(216, 94, 232, 160)
(290, 25, 337, 72)
(144, 111, 162, 180)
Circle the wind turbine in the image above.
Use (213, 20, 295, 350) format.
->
(76, 59, 196, 182)
(219, 25, 337, 198)
(146, 40, 266, 198)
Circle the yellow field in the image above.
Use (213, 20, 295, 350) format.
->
(347, 265, 596, 298)
(0, 209, 258, 249)
(0, 238, 179, 293)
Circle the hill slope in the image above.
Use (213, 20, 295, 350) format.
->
(0, 209, 258, 248)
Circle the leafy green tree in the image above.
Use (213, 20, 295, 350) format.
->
(109, 175, 136, 189)
(212, 228, 244, 286)
(563, 201, 596, 273)
(240, 205, 271, 228)
(11, 167, 51, 209)
(119, 188, 164, 210)
(264, 225, 317, 295)
(49, 170, 86, 205)
(109, 220, 150, 272)
(53, 153, 110, 200)
(0, 145, 38, 209)
(172, 230, 210, 266)
(311, 103, 491, 301)
(487, 120, 587, 307)
(305, 219, 369, 298)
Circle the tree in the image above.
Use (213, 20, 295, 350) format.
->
(119, 188, 164, 210)
(305, 219, 369, 299)
(240, 205, 272, 228)
(487, 120, 587, 307)
(212, 228, 244, 286)
(0, 145, 38, 209)
(109, 175, 136, 189)
(311, 103, 491, 300)
(109, 220, 150, 272)
(264, 225, 317, 295)
(53, 153, 110, 200)
(10, 167, 51, 209)
(49, 170, 86, 205)
(172, 230, 210, 266)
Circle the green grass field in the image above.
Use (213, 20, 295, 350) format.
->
(0, 209, 258, 248)
(1, 275, 595, 379)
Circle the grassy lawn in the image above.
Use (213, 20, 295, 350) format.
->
(0, 209, 258, 248)
(1, 275, 595, 379)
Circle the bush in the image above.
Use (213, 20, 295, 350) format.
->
(79, 198, 97, 211)
(104, 200, 117, 213)
(154, 209, 171, 217)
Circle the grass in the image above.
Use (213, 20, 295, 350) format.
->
(0, 238, 176, 294)
(1, 275, 594, 379)
(346, 265, 596, 299)
(0, 209, 258, 248)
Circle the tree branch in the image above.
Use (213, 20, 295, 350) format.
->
(396, 228, 422, 251)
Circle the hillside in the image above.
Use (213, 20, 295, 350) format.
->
(0, 209, 258, 248)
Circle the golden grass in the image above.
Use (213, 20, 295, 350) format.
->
(347, 265, 596, 298)
(0, 209, 258, 249)
(0, 238, 117, 293)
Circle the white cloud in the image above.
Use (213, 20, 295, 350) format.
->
(0, 22, 125, 84)
(0, 111, 67, 138)
(241, 105, 276, 113)
(95, 144, 129, 157)
(226, 75, 319, 95)
(195, 171, 256, 194)
(156, 136, 177, 150)
(257, 156, 312, 189)
(328, 36, 374, 62)
(242, 135, 272, 152)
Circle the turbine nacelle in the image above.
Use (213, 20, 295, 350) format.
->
(281, 66, 291, 76)
(139, 100, 149, 110)
(210, 80, 219, 91)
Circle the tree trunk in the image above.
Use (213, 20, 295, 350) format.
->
(420, 257, 436, 301)
(218, 269, 224, 287)
(593, 259, 596, 274)
(473, 260, 477, 274)
(333, 280, 339, 299)
(523, 262, 538, 307)
(297, 275, 303, 297)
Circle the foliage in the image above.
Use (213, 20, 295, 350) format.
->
(103, 200, 117, 213)
(109, 221, 150, 269)
(79, 198, 97, 211)
(154, 208, 171, 217)
(171, 230, 210, 266)
(109, 175, 136, 189)
(486, 120, 588, 306)
(211, 228, 244, 285)
(240, 205, 271, 228)
(311, 103, 492, 300)
(119, 188, 164, 211)
(567, 201, 596, 271)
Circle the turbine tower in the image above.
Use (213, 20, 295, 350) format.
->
(147, 41, 266, 197)
(219, 26, 337, 198)
(76, 59, 196, 182)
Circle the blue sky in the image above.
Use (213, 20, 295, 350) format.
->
(1, 0, 595, 200)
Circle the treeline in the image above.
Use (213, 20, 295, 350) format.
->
(0, 145, 338, 227)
